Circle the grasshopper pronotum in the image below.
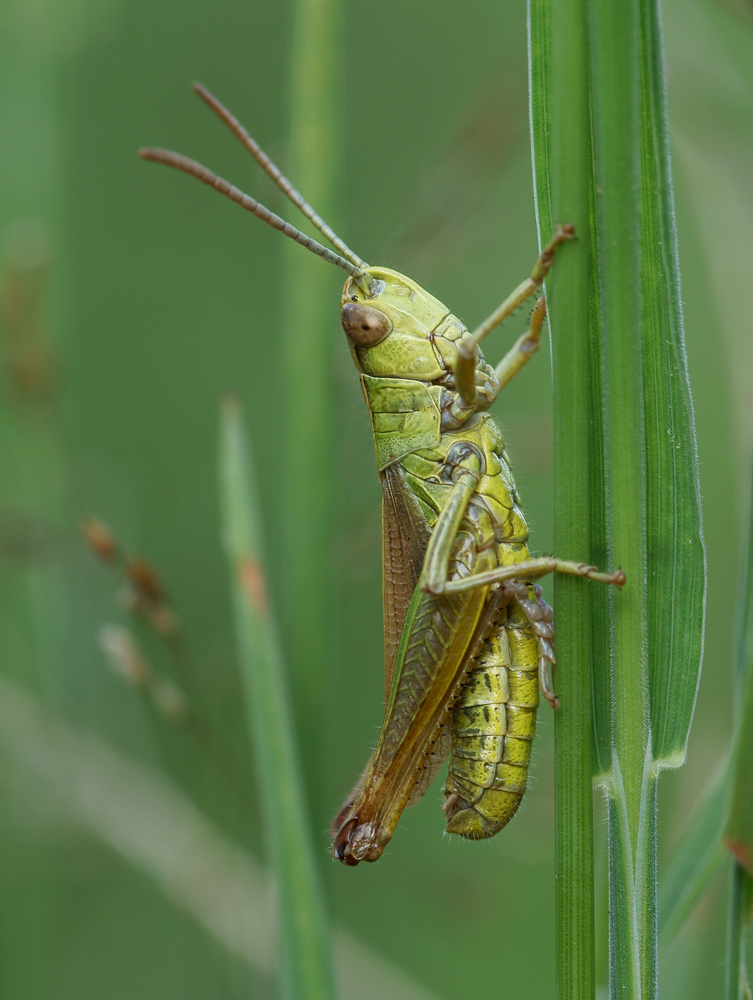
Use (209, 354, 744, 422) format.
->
(141, 83, 625, 867)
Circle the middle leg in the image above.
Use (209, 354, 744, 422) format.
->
(428, 554, 626, 594)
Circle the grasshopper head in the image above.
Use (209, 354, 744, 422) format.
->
(341, 267, 456, 380)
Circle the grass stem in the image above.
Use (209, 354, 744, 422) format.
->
(220, 396, 338, 1000)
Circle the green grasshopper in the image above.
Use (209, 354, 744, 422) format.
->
(141, 83, 625, 867)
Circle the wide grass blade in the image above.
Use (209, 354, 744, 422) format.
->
(219, 395, 338, 1000)
(638, 0, 706, 770)
(529, 0, 705, 997)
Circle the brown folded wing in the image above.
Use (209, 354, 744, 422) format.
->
(381, 463, 432, 702)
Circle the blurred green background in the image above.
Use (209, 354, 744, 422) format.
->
(1, 0, 752, 996)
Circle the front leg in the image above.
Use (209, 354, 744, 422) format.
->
(453, 224, 575, 405)
(494, 294, 547, 391)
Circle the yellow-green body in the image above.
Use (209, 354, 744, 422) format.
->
(332, 266, 549, 858)
(330, 231, 625, 865)
(447, 598, 540, 837)
(363, 374, 541, 839)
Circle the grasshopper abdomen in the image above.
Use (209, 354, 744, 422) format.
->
(444, 591, 550, 838)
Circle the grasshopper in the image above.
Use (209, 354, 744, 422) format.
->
(141, 83, 625, 867)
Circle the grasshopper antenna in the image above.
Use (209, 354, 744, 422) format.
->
(192, 82, 366, 271)
(138, 147, 370, 282)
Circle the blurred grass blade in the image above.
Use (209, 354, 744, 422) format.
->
(219, 395, 338, 1000)
(725, 863, 753, 1000)
(0, 675, 440, 1000)
(725, 662, 753, 880)
(638, 0, 706, 769)
(661, 433, 751, 957)
(529, 2, 598, 997)
(724, 447, 753, 998)
(658, 763, 728, 951)
(725, 447, 753, 880)
(282, 0, 342, 813)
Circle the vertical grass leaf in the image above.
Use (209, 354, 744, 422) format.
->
(725, 665, 753, 882)
(661, 430, 748, 956)
(723, 448, 753, 998)
(725, 449, 753, 881)
(638, 0, 706, 769)
(529, 2, 598, 996)
(219, 396, 338, 1000)
(589, 1, 659, 994)
(657, 763, 729, 951)
(282, 0, 343, 808)
(531, 0, 705, 996)
(725, 863, 753, 1000)
(527, 0, 552, 245)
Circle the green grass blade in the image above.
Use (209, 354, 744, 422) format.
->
(660, 427, 750, 956)
(638, 0, 706, 769)
(589, 0, 710, 992)
(219, 396, 338, 1000)
(723, 449, 753, 997)
(282, 0, 343, 808)
(589, 0, 649, 893)
(527, 0, 552, 246)
(725, 862, 753, 1000)
(529, 2, 597, 997)
(725, 660, 753, 883)
(658, 763, 728, 951)
(532, 0, 704, 996)
(725, 449, 753, 881)
(597, 0, 705, 988)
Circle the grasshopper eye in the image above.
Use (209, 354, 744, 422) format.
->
(341, 302, 392, 347)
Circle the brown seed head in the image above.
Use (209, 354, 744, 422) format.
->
(82, 517, 119, 562)
(126, 558, 165, 604)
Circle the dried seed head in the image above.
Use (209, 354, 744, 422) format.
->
(147, 604, 179, 638)
(126, 558, 165, 605)
(82, 517, 118, 562)
(99, 625, 150, 688)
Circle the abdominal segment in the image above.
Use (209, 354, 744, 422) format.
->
(443, 597, 540, 839)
